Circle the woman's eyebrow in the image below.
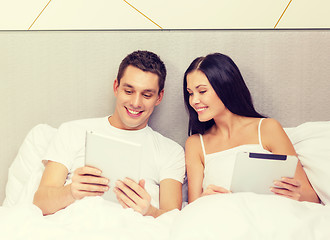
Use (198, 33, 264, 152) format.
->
(187, 84, 207, 91)
(196, 84, 207, 89)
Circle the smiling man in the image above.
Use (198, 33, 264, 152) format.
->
(33, 51, 185, 217)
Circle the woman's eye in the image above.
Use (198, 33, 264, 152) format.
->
(199, 90, 206, 94)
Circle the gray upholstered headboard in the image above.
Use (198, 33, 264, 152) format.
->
(1, 30, 330, 204)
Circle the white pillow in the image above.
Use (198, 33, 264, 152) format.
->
(3, 124, 57, 207)
(285, 121, 330, 205)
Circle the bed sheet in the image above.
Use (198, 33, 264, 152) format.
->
(1, 193, 329, 240)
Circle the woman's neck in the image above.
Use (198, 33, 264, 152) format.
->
(211, 113, 246, 139)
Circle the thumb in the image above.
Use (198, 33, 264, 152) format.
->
(139, 179, 145, 189)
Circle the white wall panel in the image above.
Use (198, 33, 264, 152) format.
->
(1, 30, 330, 203)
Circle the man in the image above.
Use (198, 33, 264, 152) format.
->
(33, 50, 185, 217)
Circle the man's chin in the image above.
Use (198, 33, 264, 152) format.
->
(122, 120, 147, 130)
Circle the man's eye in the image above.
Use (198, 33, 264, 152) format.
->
(125, 90, 133, 94)
(143, 94, 152, 98)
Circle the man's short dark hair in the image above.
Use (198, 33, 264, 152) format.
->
(117, 50, 167, 93)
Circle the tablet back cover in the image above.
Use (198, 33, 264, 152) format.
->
(230, 152, 298, 194)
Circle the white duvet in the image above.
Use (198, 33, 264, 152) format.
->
(1, 194, 329, 240)
(2, 122, 330, 239)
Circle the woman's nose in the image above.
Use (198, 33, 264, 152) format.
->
(191, 94, 200, 105)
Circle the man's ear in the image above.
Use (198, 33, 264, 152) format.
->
(155, 89, 164, 106)
(113, 79, 119, 97)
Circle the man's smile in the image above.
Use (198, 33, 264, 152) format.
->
(125, 107, 143, 117)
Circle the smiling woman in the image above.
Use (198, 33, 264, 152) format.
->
(183, 53, 320, 204)
(183, 53, 265, 136)
(186, 70, 228, 123)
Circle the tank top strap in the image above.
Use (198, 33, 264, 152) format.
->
(258, 118, 265, 147)
(199, 134, 206, 158)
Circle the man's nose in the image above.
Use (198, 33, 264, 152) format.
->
(130, 94, 142, 108)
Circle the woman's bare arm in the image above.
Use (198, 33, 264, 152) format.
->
(261, 118, 320, 203)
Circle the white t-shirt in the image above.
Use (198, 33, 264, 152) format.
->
(44, 116, 185, 207)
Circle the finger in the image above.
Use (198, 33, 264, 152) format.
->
(113, 186, 136, 208)
(80, 191, 105, 197)
(78, 183, 109, 192)
(115, 180, 141, 203)
(208, 185, 230, 193)
(138, 179, 145, 189)
(79, 175, 109, 186)
(271, 189, 300, 200)
(270, 187, 297, 198)
(123, 178, 148, 199)
(76, 166, 102, 176)
(211, 185, 230, 193)
(114, 188, 129, 208)
(281, 177, 301, 187)
(273, 180, 297, 192)
(202, 189, 216, 196)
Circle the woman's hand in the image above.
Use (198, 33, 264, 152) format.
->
(114, 178, 152, 216)
(270, 177, 301, 201)
(201, 184, 231, 197)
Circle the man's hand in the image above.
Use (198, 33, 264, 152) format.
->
(70, 166, 109, 200)
(201, 184, 231, 197)
(114, 178, 152, 216)
(270, 177, 301, 201)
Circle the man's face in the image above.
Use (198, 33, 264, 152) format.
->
(111, 65, 164, 130)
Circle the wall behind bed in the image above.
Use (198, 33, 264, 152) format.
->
(1, 30, 330, 204)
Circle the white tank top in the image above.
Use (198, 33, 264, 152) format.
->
(200, 118, 271, 191)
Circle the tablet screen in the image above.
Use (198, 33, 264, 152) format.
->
(85, 131, 142, 202)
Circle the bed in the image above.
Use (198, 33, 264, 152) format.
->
(1, 30, 330, 239)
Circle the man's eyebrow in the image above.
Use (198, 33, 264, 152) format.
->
(143, 89, 157, 93)
(122, 83, 157, 93)
(123, 83, 133, 88)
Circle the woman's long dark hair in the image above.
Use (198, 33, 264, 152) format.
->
(183, 53, 265, 136)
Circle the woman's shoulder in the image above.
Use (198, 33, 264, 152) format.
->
(260, 118, 289, 150)
(185, 134, 201, 148)
(261, 118, 283, 131)
(260, 118, 296, 154)
(185, 134, 205, 163)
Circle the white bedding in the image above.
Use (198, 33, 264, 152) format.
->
(2, 121, 330, 239)
(0, 197, 178, 240)
(1, 194, 329, 240)
(170, 193, 330, 240)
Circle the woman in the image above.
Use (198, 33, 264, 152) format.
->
(183, 53, 320, 203)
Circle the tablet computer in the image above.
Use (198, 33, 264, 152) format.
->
(230, 152, 298, 194)
(85, 131, 142, 202)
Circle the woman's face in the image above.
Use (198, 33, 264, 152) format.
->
(186, 70, 227, 122)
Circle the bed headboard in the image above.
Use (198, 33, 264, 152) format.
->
(1, 30, 330, 204)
